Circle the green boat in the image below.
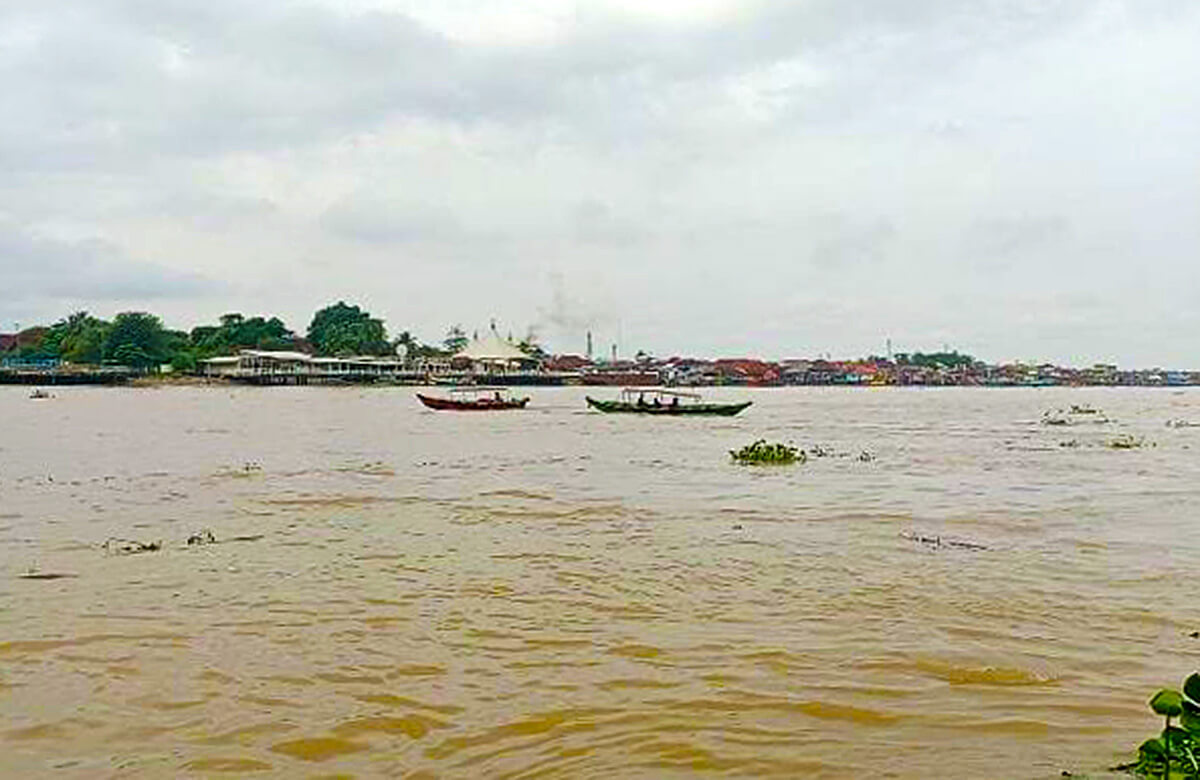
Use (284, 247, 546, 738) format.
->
(585, 388, 752, 416)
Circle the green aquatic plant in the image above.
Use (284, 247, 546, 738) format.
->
(101, 537, 162, 555)
(1118, 672, 1200, 778)
(1108, 434, 1152, 450)
(729, 440, 804, 465)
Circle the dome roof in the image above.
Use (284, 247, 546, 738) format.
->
(454, 332, 530, 361)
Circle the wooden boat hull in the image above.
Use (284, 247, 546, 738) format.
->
(417, 393, 529, 411)
(585, 397, 751, 416)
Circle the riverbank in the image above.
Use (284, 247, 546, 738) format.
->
(17, 374, 1200, 391)
(126, 374, 221, 388)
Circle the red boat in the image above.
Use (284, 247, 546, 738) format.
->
(416, 387, 530, 411)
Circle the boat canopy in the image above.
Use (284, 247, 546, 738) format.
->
(619, 387, 702, 400)
(449, 386, 511, 394)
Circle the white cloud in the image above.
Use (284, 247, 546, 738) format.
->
(0, 0, 1198, 365)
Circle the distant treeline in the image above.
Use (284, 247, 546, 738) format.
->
(0, 302, 480, 370)
(867, 351, 979, 369)
(3, 303, 970, 372)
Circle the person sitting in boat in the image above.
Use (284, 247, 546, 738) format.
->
(494, 391, 503, 402)
(637, 394, 646, 407)
(671, 396, 679, 408)
(652, 396, 661, 407)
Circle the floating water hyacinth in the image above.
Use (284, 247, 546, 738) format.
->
(1108, 434, 1152, 450)
(1115, 672, 1200, 778)
(1041, 406, 1111, 426)
(729, 440, 804, 465)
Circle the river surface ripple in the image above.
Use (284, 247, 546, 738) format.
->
(1, 386, 1198, 778)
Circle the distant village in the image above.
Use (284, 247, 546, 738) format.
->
(542, 353, 1199, 388)
(0, 303, 1196, 387)
(443, 338, 1197, 388)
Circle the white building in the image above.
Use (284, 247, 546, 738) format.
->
(200, 350, 408, 380)
(452, 331, 539, 373)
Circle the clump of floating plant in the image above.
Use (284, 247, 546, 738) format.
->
(1108, 434, 1153, 450)
(102, 537, 162, 555)
(729, 440, 804, 465)
(1041, 406, 1112, 426)
(1115, 672, 1200, 777)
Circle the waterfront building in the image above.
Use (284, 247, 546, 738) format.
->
(199, 349, 411, 383)
(452, 331, 540, 374)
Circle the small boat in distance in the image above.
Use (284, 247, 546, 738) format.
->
(585, 388, 752, 416)
(416, 386, 530, 411)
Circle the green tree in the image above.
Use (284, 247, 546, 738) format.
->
(189, 313, 296, 357)
(307, 301, 390, 356)
(170, 351, 198, 372)
(13, 327, 53, 360)
(443, 325, 468, 353)
(105, 312, 171, 368)
(518, 336, 548, 361)
(246, 317, 292, 350)
(9, 312, 112, 363)
(59, 313, 111, 364)
(39, 326, 66, 358)
(189, 325, 221, 351)
(395, 330, 448, 359)
(111, 342, 154, 368)
(895, 351, 977, 369)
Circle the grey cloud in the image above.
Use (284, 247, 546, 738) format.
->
(0, 1, 460, 168)
(149, 191, 279, 228)
(1, 1, 1198, 365)
(963, 215, 1071, 261)
(570, 199, 653, 247)
(810, 216, 896, 270)
(0, 222, 220, 301)
(321, 194, 464, 244)
(0, 0, 1133, 173)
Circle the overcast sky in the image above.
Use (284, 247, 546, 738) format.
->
(2, 0, 1198, 365)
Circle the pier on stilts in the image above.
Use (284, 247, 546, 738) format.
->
(0, 367, 132, 385)
(200, 350, 572, 386)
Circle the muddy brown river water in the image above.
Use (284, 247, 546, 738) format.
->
(2, 385, 1199, 778)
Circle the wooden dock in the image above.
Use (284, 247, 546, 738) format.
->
(0, 368, 132, 385)
(201, 351, 578, 386)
